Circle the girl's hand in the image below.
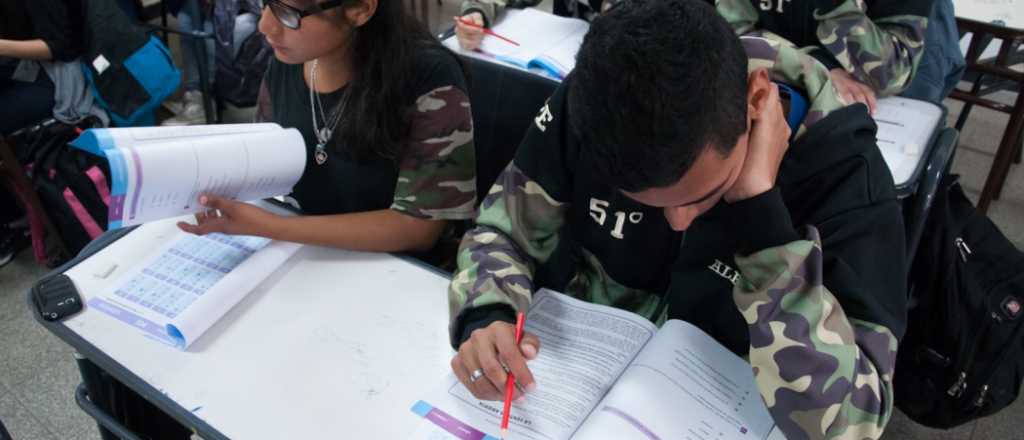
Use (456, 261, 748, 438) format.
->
(177, 195, 279, 237)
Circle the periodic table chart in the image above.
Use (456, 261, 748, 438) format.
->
(111, 234, 270, 320)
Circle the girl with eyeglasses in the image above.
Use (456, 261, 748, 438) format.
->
(179, 0, 477, 259)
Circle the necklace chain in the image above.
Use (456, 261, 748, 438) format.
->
(309, 59, 347, 164)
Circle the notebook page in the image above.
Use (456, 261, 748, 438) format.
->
(443, 8, 590, 78)
(872, 97, 943, 187)
(479, 9, 589, 65)
(531, 27, 587, 79)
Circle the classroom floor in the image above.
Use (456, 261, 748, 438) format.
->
(1, 1, 1023, 439)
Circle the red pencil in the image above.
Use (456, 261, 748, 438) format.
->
(501, 312, 526, 439)
(456, 16, 521, 47)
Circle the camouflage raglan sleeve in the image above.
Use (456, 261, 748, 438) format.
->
(740, 33, 847, 138)
(460, 0, 543, 27)
(448, 162, 569, 344)
(449, 85, 575, 346)
(814, 0, 929, 96)
(718, 110, 905, 440)
(729, 30, 905, 440)
(716, 0, 762, 36)
(733, 227, 900, 440)
(391, 64, 478, 220)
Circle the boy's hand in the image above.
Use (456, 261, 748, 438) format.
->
(725, 83, 791, 203)
(451, 320, 540, 401)
(830, 68, 877, 114)
(454, 13, 486, 51)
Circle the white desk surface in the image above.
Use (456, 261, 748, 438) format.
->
(61, 218, 454, 439)
(954, 0, 1023, 30)
(873, 96, 945, 190)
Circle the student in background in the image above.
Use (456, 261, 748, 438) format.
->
(161, 0, 216, 126)
(179, 0, 477, 257)
(0, 0, 103, 134)
(716, 0, 931, 113)
(448, 1, 906, 439)
(901, 0, 965, 103)
(455, 0, 617, 50)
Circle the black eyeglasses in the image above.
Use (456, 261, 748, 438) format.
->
(262, 0, 346, 30)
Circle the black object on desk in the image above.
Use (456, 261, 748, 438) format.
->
(31, 274, 84, 322)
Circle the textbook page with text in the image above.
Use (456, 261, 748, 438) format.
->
(70, 123, 306, 229)
(410, 290, 784, 440)
(76, 201, 302, 350)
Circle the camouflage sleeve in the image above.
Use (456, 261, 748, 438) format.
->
(448, 162, 568, 343)
(461, 0, 501, 26)
(391, 86, 477, 220)
(734, 228, 898, 440)
(815, 0, 928, 96)
(715, 0, 761, 36)
(460, 0, 542, 27)
(740, 32, 847, 138)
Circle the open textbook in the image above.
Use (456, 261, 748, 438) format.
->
(86, 201, 301, 350)
(443, 8, 589, 80)
(70, 123, 306, 229)
(410, 290, 787, 440)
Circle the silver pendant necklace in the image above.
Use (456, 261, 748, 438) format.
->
(309, 59, 346, 165)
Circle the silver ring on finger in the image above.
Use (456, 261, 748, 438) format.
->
(469, 368, 485, 383)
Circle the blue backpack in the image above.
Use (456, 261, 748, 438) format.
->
(80, 0, 180, 126)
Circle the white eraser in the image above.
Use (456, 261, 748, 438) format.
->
(903, 143, 921, 155)
(94, 263, 118, 279)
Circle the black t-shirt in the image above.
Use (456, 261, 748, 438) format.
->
(0, 0, 83, 62)
(259, 46, 477, 219)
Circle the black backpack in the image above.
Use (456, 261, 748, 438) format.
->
(11, 118, 109, 265)
(213, 0, 272, 107)
(80, 0, 181, 126)
(895, 175, 1024, 428)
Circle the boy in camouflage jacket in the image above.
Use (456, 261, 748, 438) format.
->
(448, 2, 907, 440)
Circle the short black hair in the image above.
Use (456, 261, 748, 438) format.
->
(569, 0, 749, 192)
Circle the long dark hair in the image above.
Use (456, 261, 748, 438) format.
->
(333, 1, 455, 162)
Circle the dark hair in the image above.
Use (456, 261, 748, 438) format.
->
(333, 1, 459, 161)
(569, 0, 748, 192)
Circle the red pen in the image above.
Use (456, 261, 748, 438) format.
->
(456, 16, 521, 47)
(501, 312, 526, 439)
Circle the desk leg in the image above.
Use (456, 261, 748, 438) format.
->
(978, 89, 1024, 212)
(74, 356, 193, 440)
(1015, 133, 1022, 164)
(954, 31, 996, 132)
